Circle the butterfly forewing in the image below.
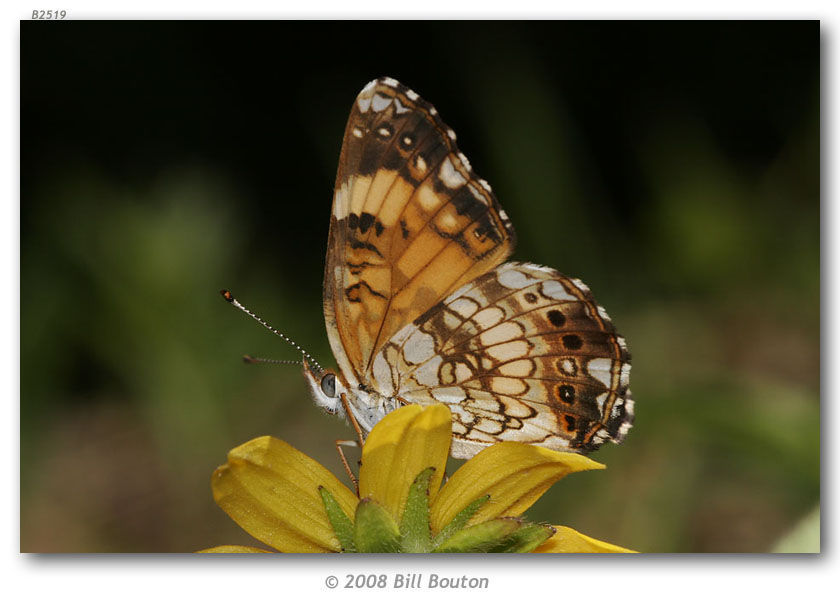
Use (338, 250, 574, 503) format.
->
(324, 78, 516, 384)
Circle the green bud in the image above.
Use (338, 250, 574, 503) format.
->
(354, 498, 401, 553)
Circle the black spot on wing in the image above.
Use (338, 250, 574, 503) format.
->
(359, 212, 375, 233)
(547, 310, 566, 328)
(562, 334, 583, 350)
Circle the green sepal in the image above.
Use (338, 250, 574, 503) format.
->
(433, 517, 521, 553)
(399, 467, 434, 553)
(487, 522, 556, 553)
(354, 498, 401, 553)
(318, 486, 356, 552)
(432, 494, 490, 548)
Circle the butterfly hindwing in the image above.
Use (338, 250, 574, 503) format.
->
(324, 78, 516, 384)
(368, 262, 633, 459)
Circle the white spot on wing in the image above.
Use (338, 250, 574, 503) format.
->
(540, 280, 576, 301)
(352, 127, 363, 138)
(498, 267, 540, 289)
(371, 94, 391, 112)
(587, 358, 613, 388)
(381, 77, 399, 87)
(439, 156, 466, 189)
(472, 306, 505, 330)
(431, 386, 467, 403)
(357, 96, 372, 112)
(412, 355, 443, 387)
(449, 297, 479, 319)
(403, 330, 436, 364)
(406, 89, 419, 101)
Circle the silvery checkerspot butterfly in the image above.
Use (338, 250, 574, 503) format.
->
(298, 77, 634, 458)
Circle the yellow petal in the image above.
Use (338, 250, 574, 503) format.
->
(212, 436, 358, 553)
(430, 442, 604, 532)
(197, 545, 272, 553)
(359, 404, 451, 521)
(534, 526, 637, 553)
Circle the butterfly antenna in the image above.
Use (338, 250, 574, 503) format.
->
(220, 289, 325, 373)
(242, 355, 304, 367)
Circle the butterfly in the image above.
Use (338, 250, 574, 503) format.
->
(302, 77, 633, 459)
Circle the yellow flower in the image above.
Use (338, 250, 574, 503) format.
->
(203, 404, 634, 553)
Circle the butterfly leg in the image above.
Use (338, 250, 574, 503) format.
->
(335, 439, 360, 494)
(339, 392, 366, 447)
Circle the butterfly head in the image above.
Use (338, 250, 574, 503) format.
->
(302, 359, 346, 417)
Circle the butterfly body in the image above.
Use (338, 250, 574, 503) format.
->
(304, 77, 633, 459)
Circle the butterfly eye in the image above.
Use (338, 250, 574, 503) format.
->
(320, 373, 337, 398)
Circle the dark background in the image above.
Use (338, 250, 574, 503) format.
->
(21, 21, 819, 552)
